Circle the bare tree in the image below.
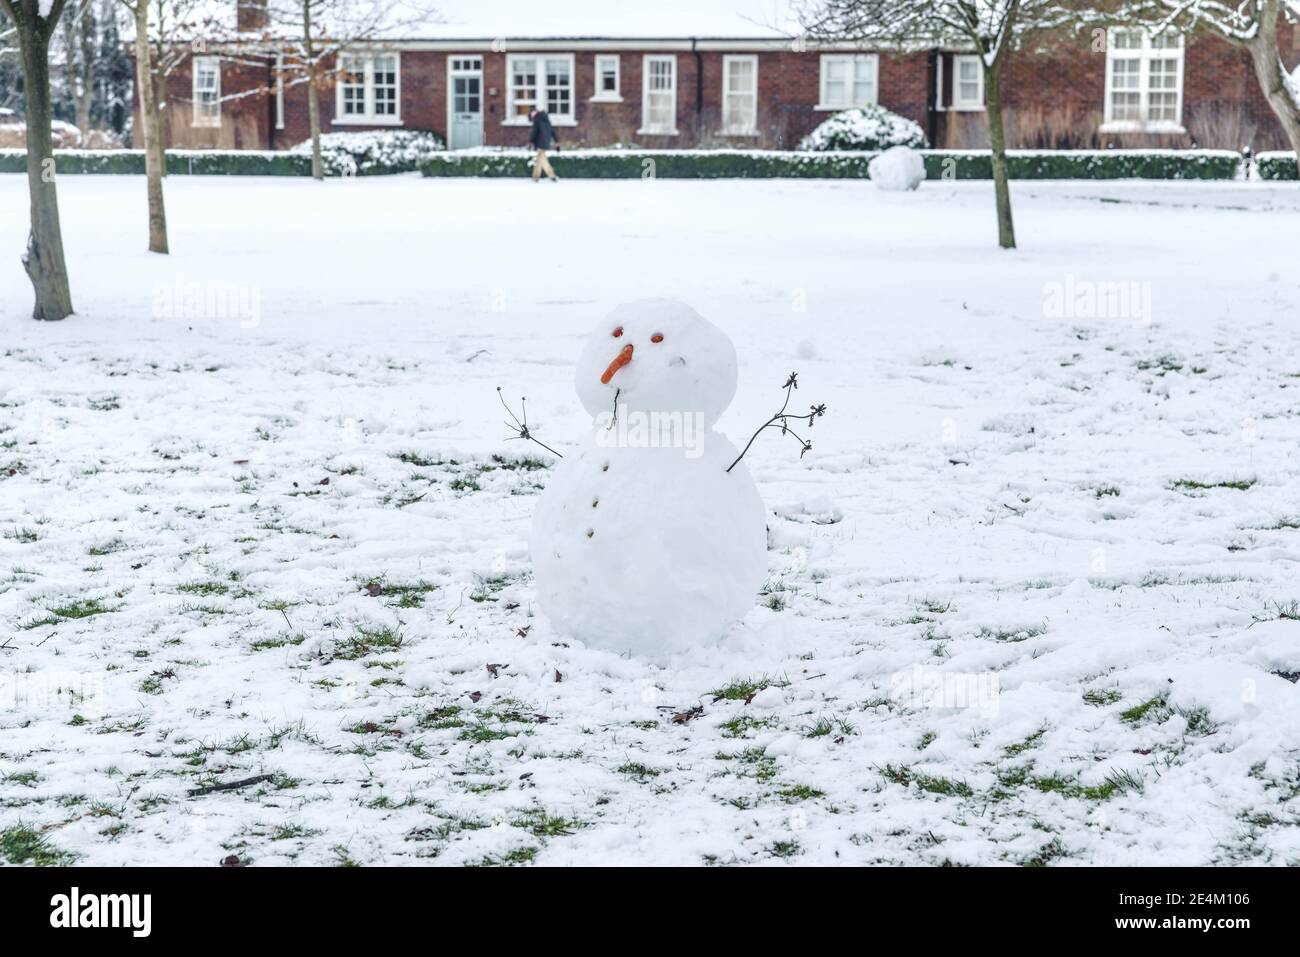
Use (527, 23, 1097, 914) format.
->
(118, 0, 167, 251)
(1113, 1, 1300, 174)
(1, 0, 74, 320)
(61, 0, 97, 136)
(798, 0, 1099, 248)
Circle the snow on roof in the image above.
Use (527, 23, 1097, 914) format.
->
(411, 0, 798, 40)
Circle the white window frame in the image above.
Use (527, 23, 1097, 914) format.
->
(275, 52, 285, 130)
(639, 54, 678, 135)
(333, 52, 403, 126)
(951, 55, 985, 112)
(1101, 28, 1185, 133)
(592, 54, 621, 102)
(721, 54, 759, 135)
(191, 55, 221, 128)
(816, 54, 878, 111)
(504, 53, 577, 126)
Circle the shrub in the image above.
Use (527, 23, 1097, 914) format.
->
(289, 129, 446, 176)
(799, 106, 929, 151)
(1256, 151, 1298, 180)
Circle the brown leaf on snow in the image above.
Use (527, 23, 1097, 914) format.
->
(365, 583, 383, 597)
(220, 854, 246, 868)
(672, 706, 704, 725)
(486, 663, 508, 678)
(554, 669, 563, 683)
(468, 691, 482, 703)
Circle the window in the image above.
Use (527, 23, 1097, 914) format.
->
(192, 56, 221, 127)
(722, 55, 758, 134)
(818, 54, 877, 110)
(952, 55, 984, 110)
(335, 52, 402, 124)
(1103, 29, 1184, 130)
(507, 54, 575, 122)
(641, 55, 677, 134)
(593, 54, 620, 101)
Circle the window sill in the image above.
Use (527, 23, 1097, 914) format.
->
(1100, 121, 1186, 134)
(813, 103, 877, 112)
(637, 127, 679, 136)
(333, 116, 404, 127)
(589, 95, 623, 104)
(501, 116, 578, 127)
(191, 120, 223, 129)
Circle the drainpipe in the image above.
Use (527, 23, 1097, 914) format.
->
(926, 48, 938, 147)
(692, 38, 703, 134)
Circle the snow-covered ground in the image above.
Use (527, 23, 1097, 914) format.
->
(1, 173, 1299, 866)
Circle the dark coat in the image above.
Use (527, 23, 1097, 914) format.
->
(529, 110, 558, 150)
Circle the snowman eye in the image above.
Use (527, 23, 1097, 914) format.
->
(651, 333, 664, 343)
(612, 327, 624, 338)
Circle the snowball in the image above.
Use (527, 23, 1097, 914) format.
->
(869, 146, 926, 192)
(531, 301, 768, 661)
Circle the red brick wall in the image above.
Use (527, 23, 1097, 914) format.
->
(144, 23, 1299, 153)
(134, 55, 273, 150)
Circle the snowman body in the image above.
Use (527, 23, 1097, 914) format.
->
(529, 300, 768, 659)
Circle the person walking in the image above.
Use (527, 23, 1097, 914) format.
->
(528, 106, 560, 182)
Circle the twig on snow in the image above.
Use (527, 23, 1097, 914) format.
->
(726, 373, 827, 473)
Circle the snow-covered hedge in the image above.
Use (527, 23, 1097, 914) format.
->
(799, 106, 928, 151)
(1256, 151, 1298, 180)
(422, 148, 1244, 181)
(289, 130, 446, 176)
(0, 149, 311, 175)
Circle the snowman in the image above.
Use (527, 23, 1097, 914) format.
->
(528, 299, 768, 660)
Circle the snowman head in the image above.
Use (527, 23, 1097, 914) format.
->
(576, 299, 737, 428)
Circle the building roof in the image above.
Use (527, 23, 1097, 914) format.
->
(411, 0, 797, 40)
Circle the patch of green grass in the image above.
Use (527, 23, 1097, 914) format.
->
(87, 539, 127, 556)
(176, 581, 230, 597)
(768, 839, 801, 859)
(46, 598, 113, 621)
(719, 714, 774, 739)
(1023, 837, 1069, 867)
(0, 825, 71, 866)
(1267, 601, 1300, 621)
(469, 573, 515, 603)
(1120, 696, 1170, 725)
(977, 623, 1047, 643)
(879, 764, 973, 798)
(1093, 485, 1121, 498)
(250, 634, 306, 652)
(333, 626, 403, 660)
(393, 451, 452, 468)
(489, 454, 549, 472)
(775, 783, 825, 803)
(804, 714, 854, 739)
(472, 846, 538, 867)
(512, 810, 583, 838)
(1003, 728, 1047, 758)
(1171, 478, 1256, 492)
(617, 761, 662, 780)
(419, 705, 465, 730)
(764, 593, 786, 611)
(4, 527, 40, 544)
(1083, 689, 1123, 707)
(709, 675, 786, 702)
(458, 722, 514, 743)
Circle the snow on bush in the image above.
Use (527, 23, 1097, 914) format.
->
(868, 146, 925, 191)
(290, 130, 446, 176)
(799, 106, 928, 152)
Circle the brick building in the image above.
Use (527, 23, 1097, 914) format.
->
(141, 1, 1300, 153)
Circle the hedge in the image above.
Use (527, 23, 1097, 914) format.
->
(0, 149, 311, 176)
(1256, 151, 1298, 180)
(0, 146, 1273, 181)
(421, 148, 1245, 180)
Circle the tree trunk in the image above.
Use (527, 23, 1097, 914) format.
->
(984, 62, 1016, 249)
(1245, 7, 1300, 178)
(303, 5, 323, 180)
(132, 2, 168, 253)
(16, 9, 75, 320)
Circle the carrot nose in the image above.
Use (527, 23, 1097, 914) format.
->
(600, 344, 634, 384)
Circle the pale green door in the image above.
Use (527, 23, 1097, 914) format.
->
(449, 57, 483, 149)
